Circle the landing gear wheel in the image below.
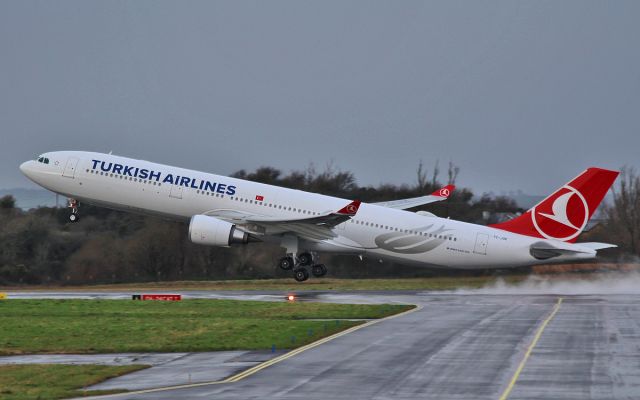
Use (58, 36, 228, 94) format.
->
(67, 198, 79, 223)
(293, 268, 309, 282)
(311, 264, 327, 278)
(297, 252, 313, 266)
(279, 256, 295, 271)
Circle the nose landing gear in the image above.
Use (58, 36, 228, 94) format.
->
(68, 198, 80, 223)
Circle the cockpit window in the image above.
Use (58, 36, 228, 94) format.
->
(36, 156, 50, 164)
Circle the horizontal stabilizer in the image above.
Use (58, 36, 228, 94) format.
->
(576, 242, 618, 251)
(529, 240, 615, 260)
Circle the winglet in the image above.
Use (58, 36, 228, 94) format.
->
(336, 200, 361, 216)
(430, 184, 455, 198)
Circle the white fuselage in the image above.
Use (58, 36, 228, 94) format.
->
(20, 151, 597, 270)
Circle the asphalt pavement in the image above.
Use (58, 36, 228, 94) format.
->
(5, 290, 640, 399)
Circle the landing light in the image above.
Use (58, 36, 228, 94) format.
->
(287, 294, 296, 302)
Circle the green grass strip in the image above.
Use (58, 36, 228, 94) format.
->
(0, 299, 412, 355)
(0, 364, 147, 400)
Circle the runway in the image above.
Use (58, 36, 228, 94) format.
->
(6, 291, 640, 399)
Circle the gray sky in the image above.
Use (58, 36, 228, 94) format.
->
(1, 1, 639, 195)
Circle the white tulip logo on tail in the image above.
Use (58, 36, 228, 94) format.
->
(531, 185, 589, 241)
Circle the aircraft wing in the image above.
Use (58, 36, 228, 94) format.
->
(204, 200, 361, 241)
(373, 185, 455, 210)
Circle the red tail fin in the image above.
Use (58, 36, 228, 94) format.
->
(490, 167, 618, 242)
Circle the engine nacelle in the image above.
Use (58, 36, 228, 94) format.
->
(188, 215, 251, 247)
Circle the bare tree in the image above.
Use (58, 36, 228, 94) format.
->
(606, 166, 640, 254)
(431, 159, 440, 188)
(416, 160, 427, 192)
(447, 161, 460, 185)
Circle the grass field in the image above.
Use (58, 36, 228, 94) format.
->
(0, 364, 147, 400)
(4, 275, 527, 292)
(0, 299, 412, 355)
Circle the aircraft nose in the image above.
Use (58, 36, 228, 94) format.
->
(19, 160, 34, 177)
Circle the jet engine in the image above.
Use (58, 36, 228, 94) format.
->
(188, 215, 253, 247)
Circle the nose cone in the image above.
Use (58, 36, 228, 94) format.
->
(19, 160, 35, 178)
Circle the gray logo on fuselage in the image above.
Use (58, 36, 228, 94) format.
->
(374, 224, 451, 254)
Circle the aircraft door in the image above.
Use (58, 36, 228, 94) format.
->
(169, 184, 183, 199)
(62, 157, 79, 178)
(473, 233, 489, 255)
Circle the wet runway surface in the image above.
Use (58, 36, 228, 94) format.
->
(6, 291, 640, 399)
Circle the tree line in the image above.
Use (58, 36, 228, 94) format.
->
(0, 163, 633, 285)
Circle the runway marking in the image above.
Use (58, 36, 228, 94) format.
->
(81, 304, 422, 399)
(498, 297, 563, 400)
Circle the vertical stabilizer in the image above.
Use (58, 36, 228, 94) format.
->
(490, 167, 618, 242)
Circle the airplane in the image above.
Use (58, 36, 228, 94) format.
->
(20, 151, 618, 282)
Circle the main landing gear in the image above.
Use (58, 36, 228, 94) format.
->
(68, 198, 80, 223)
(279, 235, 328, 282)
(278, 251, 328, 282)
